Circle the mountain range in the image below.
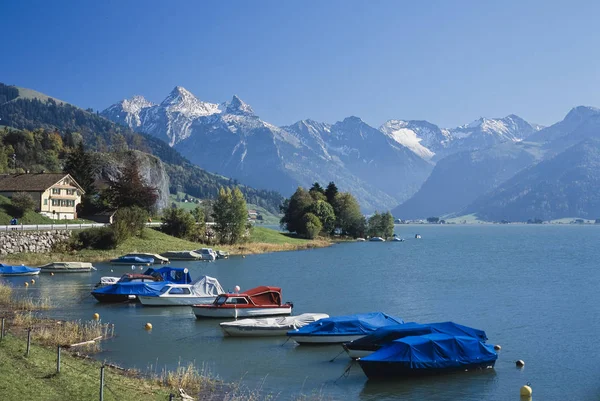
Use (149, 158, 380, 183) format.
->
(102, 87, 547, 213)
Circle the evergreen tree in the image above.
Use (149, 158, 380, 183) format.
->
(104, 157, 158, 212)
(325, 182, 339, 206)
(64, 141, 95, 194)
(280, 187, 313, 234)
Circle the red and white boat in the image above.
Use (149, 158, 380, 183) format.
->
(192, 286, 293, 319)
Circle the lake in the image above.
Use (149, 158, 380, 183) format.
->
(6, 225, 600, 401)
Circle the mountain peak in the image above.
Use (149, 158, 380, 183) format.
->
(225, 95, 254, 115)
(564, 106, 600, 122)
(122, 95, 154, 110)
(162, 86, 197, 106)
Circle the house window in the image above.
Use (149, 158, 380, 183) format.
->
(52, 188, 61, 195)
(44, 199, 48, 205)
(66, 189, 75, 195)
(52, 200, 60, 207)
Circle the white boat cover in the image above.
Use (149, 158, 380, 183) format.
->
(187, 275, 225, 297)
(99, 276, 119, 286)
(124, 253, 169, 263)
(220, 313, 329, 330)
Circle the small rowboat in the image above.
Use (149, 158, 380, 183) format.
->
(220, 313, 329, 337)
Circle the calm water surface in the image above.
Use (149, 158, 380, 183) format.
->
(7, 225, 600, 401)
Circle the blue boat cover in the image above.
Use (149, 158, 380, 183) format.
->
(0, 264, 40, 275)
(349, 321, 487, 347)
(287, 312, 404, 336)
(111, 256, 154, 264)
(361, 333, 497, 369)
(93, 281, 166, 296)
(143, 267, 191, 283)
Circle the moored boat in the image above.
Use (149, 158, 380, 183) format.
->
(0, 264, 40, 276)
(216, 250, 229, 259)
(91, 267, 192, 302)
(287, 312, 404, 344)
(192, 286, 293, 319)
(369, 237, 385, 242)
(160, 250, 202, 261)
(122, 253, 169, 264)
(220, 313, 329, 337)
(343, 321, 488, 359)
(357, 334, 497, 378)
(138, 275, 224, 306)
(110, 256, 154, 265)
(38, 261, 95, 273)
(194, 248, 217, 261)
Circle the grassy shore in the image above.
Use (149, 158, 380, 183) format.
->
(1, 226, 331, 266)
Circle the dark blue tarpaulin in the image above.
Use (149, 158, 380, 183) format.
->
(92, 267, 192, 298)
(143, 267, 192, 283)
(0, 264, 40, 275)
(288, 312, 404, 336)
(360, 333, 497, 370)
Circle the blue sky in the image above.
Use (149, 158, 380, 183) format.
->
(2, 0, 600, 128)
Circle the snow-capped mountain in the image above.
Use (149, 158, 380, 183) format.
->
(379, 120, 451, 160)
(101, 95, 155, 128)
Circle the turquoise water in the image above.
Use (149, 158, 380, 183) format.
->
(7, 225, 600, 400)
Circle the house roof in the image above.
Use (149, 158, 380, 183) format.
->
(0, 173, 84, 193)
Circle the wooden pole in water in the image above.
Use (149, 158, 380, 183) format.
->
(26, 328, 31, 357)
(99, 365, 105, 401)
(56, 345, 61, 373)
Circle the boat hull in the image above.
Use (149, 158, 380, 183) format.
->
(138, 296, 216, 306)
(343, 346, 375, 359)
(358, 360, 496, 379)
(221, 325, 292, 337)
(193, 306, 292, 319)
(288, 334, 366, 344)
(91, 293, 138, 303)
(0, 271, 40, 276)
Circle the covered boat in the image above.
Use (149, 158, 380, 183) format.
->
(220, 313, 329, 337)
(357, 333, 498, 378)
(38, 262, 95, 273)
(369, 237, 385, 242)
(122, 253, 169, 264)
(192, 286, 293, 318)
(160, 250, 202, 261)
(138, 275, 225, 306)
(194, 248, 217, 261)
(343, 321, 488, 358)
(92, 267, 192, 302)
(0, 264, 40, 276)
(110, 255, 154, 265)
(287, 312, 404, 344)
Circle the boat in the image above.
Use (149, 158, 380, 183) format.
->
(91, 267, 192, 302)
(160, 250, 202, 261)
(286, 312, 404, 344)
(192, 286, 293, 319)
(121, 253, 169, 264)
(0, 264, 41, 276)
(415, 234, 422, 239)
(343, 321, 488, 359)
(110, 256, 154, 265)
(216, 250, 230, 259)
(138, 275, 225, 306)
(391, 234, 404, 242)
(96, 276, 119, 287)
(356, 238, 366, 242)
(369, 237, 385, 242)
(220, 313, 329, 337)
(194, 248, 217, 261)
(38, 262, 95, 273)
(357, 333, 498, 378)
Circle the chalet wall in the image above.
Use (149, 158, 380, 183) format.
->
(0, 230, 71, 256)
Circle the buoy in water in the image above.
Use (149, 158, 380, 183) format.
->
(50, 272, 54, 276)
(520, 385, 532, 397)
(145, 323, 153, 330)
(24, 282, 29, 287)
(494, 344, 502, 351)
(30, 279, 35, 284)
(516, 360, 525, 368)
(93, 313, 100, 321)
(242, 255, 246, 258)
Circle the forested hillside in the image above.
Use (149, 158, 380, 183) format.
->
(0, 83, 283, 213)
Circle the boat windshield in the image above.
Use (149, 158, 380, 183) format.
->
(214, 295, 228, 305)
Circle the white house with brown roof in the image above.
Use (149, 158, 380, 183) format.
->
(0, 173, 85, 220)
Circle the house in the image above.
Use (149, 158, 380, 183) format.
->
(0, 173, 85, 220)
(248, 209, 258, 220)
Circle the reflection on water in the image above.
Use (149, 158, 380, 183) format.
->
(3, 225, 600, 401)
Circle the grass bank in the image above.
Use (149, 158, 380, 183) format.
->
(2, 226, 331, 265)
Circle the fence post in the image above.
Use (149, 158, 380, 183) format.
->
(56, 345, 61, 373)
(1, 317, 4, 340)
(99, 365, 105, 401)
(26, 327, 31, 356)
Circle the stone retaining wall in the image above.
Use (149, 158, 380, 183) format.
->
(0, 230, 71, 256)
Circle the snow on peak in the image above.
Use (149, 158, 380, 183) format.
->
(225, 95, 254, 115)
(160, 86, 221, 117)
(380, 120, 436, 160)
(121, 95, 154, 114)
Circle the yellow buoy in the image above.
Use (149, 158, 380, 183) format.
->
(516, 360, 525, 368)
(494, 344, 502, 351)
(24, 282, 29, 287)
(520, 385, 532, 397)
(30, 279, 35, 284)
(145, 323, 153, 330)
(93, 313, 100, 321)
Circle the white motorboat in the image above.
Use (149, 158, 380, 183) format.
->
(369, 237, 385, 242)
(138, 276, 224, 306)
(356, 238, 366, 242)
(220, 313, 329, 337)
(160, 250, 202, 260)
(194, 248, 217, 261)
(38, 261, 96, 273)
(122, 253, 169, 264)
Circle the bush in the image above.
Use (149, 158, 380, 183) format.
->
(111, 206, 148, 243)
(76, 227, 117, 250)
(302, 213, 322, 239)
(11, 192, 36, 217)
(161, 207, 197, 239)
